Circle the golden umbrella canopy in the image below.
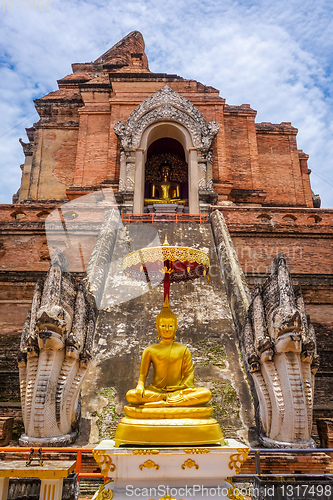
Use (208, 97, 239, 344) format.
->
(123, 236, 210, 300)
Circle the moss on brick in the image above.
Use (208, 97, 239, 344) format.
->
(92, 387, 124, 441)
(193, 338, 226, 368)
(210, 379, 242, 438)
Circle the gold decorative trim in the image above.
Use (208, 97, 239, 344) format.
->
(184, 448, 210, 454)
(92, 450, 116, 477)
(120, 416, 216, 425)
(227, 490, 245, 500)
(228, 448, 250, 474)
(95, 480, 114, 500)
(132, 449, 160, 455)
(181, 458, 199, 470)
(159, 266, 174, 274)
(225, 478, 246, 500)
(123, 246, 210, 270)
(124, 404, 213, 419)
(139, 459, 159, 470)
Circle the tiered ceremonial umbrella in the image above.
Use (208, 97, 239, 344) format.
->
(123, 236, 210, 301)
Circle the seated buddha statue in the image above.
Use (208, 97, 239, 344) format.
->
(126, 297, 211, 407)
(144, 162, 188, 206)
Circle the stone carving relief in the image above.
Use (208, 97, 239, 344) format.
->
(198, 164, 207, 190)
(125, 159, 135, 191)
(242, 253, 319, 448)
(197, 150, 216, 203)
(118, 151, 126, 192)
(123, 152, 135, 195)
(114, 85, 219, 151)
(18, 249, 97, 446)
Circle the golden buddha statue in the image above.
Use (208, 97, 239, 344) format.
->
(144, 162, 188, 206)
(126, 297, 211, 407)
(114, 298, 224, 446)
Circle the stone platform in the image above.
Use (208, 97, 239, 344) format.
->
(146, 204, 186, 213)
(92, 439, 249, 500)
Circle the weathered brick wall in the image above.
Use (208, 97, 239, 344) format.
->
(256, 124, 312, 207)
(0, 276, 41, 402)
(28, 129, 79, 201)
(19, 93, 81, 202)
(223, 114, 253, 190)
(214, 207, 333, 276)
(74, 106, 111, 187)
(313, 323, 333, 420)
(234, 235, 332, 275)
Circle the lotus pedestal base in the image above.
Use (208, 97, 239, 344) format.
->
(114, 406, 224, 447)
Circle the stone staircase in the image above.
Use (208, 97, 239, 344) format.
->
(79, 479, 103, 499)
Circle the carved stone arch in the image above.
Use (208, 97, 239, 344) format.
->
(114, 85, 219, 214)
(115, 85, 219, 151)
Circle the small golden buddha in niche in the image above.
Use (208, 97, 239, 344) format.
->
(126, 297, 211, 407)
(144, 162, 188, 206)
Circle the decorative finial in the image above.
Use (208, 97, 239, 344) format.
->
(164, 295, 170, 308)
(163, 235, 169, 246)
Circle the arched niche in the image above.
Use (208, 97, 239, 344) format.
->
(133, 121, 197, 212)
(143, 122, 190, 160)
(145, 137, 188, 207)
(114, 85, 219, 214)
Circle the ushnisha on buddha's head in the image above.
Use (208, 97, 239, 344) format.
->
(155, 296, 178, 341)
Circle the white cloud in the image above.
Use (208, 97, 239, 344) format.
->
(0, 0, 332, 206)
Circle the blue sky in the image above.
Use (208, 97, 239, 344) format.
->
(0, 0, 332, 207)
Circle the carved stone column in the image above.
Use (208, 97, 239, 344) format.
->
(188, 149, 199, 213)
(133, 150, 145, 213)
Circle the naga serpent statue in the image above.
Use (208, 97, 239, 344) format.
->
(242, 253, 319, 448)
(18, 249, 96, 446)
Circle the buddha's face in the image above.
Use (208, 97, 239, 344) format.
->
(161, 165, 171, 180)
(157, 317, 176, 341)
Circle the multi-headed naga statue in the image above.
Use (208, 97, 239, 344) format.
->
(18, 250, 96, 446)
(242, 253, 319, 448)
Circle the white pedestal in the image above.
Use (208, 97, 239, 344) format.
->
(147, 204, 184, 213)
(92, 439, 249, 500)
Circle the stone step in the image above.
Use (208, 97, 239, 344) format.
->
(79, 478, 103, 497)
